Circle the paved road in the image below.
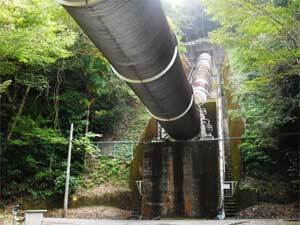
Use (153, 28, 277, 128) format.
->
(42, 218, 300, 225)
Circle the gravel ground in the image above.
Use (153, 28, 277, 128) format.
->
(46, 206, 131, 219)
(74, 183, 130, 198)
(238, 203, 300, 219)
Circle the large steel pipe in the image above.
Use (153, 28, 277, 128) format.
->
(191, 53, 212, 105)
(59, 0, 200, 140)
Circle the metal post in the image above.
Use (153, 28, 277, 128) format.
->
(131, 141, 134, 161)
(12, 205, 18, 225)
(216, 63, 226, 219)
(63, 123, 74, 218)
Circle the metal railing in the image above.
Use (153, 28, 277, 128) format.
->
(136, 180, 143, 196)
(223, 181, 238, 197)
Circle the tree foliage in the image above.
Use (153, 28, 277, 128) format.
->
(0, 0, 75, 66)
(0, 0, 134, 201)
(163, 0, 218, 40)
(203, 0, 299, 179)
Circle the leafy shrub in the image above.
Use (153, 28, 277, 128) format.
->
(54, 174, 81, 194)
(87, 157, 131, 188)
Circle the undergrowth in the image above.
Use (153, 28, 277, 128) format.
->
(82, 156, 131, 189)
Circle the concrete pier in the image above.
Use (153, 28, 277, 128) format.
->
(142, 141, 220, 218)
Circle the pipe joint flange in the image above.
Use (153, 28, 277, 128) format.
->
(110, 46, 178, 84)
(146, 94, 194, 122)
(58, 0, 100, 7)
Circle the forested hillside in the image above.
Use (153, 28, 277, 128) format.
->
(0, 0, 299, 217)
(203, 0, 299, 201)
(0, 0, 140, 203)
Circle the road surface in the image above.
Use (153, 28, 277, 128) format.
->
(42, 218, 300, 225)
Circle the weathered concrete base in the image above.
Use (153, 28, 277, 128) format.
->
(142, 141, 220, 219)
(24, 210, 47, 225)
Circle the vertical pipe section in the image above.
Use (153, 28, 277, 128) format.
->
(59, 0, 200, 140)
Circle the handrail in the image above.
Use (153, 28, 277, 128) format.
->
(223, 181, 238, 197)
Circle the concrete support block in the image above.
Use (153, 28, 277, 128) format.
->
(25, 210, 47, 225)
(142, 142, 220, 218)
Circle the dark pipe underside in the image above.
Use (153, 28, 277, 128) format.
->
(60, 0, 200, 140)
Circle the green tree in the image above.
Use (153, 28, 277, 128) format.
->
(0, 0, 134, 202)
(202, 0, 299, 177)
(0, 0, 76, 141)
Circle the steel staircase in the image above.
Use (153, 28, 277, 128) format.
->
(224, 149, 237, 218)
